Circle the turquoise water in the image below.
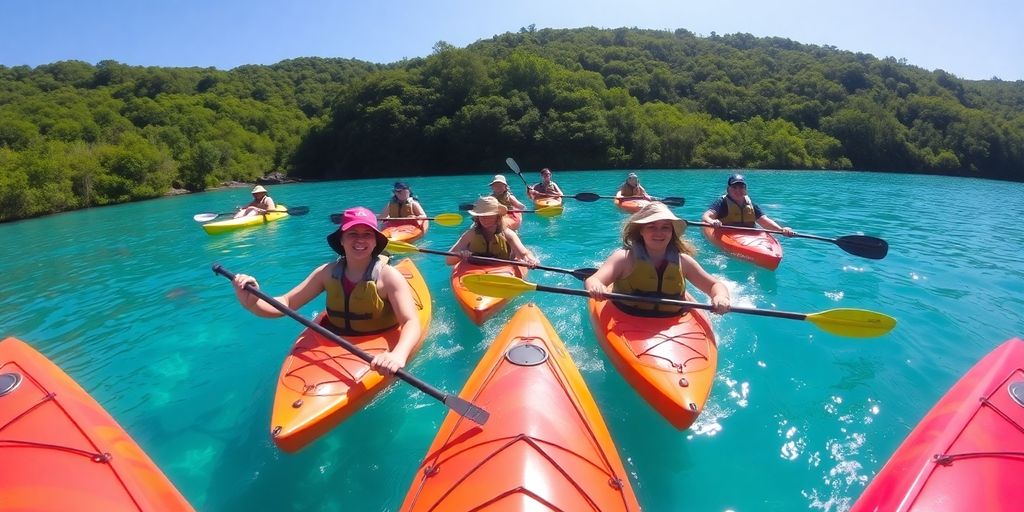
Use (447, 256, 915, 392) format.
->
(2, 169, 1022, 511)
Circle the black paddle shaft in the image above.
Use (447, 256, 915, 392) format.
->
(211, 264, 490, 424)
(690, 221, 888, 259)
(412, 247, 597, 281)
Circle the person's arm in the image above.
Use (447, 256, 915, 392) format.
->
(680, 254, 730, 314)
(232, 264, 327, 317)
(264, 197, 276, 212)
(637, 185, 652, 200)
(526, 185, 537, 200)
(411, 200, 427, 218)
(614, 185, 625, 199)
(585, 249, 628, 300)
(369, 266, 422, 376)
(756, 214, 794, 236)
(510, 193, 527, 211)
(550, 182, 563, 196)
(506, 231, 539, 267)
(379, 202, 392, 219)
(702, 198, 724, 226)
(446, 230, 472, 265)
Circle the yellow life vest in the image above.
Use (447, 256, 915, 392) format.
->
(387, 199, 414, 218)
(612, 246, 686, 316)
(467, 228, 511, 259)
(533, 181, 556, 194)
(323, 256, 397, 334)
(720, 194, 756, 227)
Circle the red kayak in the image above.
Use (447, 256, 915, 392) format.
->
(402, 303, 640, 511)
(702, 225, 783, 270)
(0, 336, 193, 511)
(851, 337, 1024, 512)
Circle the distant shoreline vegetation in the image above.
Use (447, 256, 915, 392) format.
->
(2, 27, 1022, 222)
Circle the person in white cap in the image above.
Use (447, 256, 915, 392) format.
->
(586, 202, 730, 316)
(489, 174, 527, 211)
(615, 172, 652, 201)
(446, 196, 539, 268)
(234, 185, 277, 218)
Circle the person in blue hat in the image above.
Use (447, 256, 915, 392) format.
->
(701, 174, 793, 236)
(379, 181, 427, 223)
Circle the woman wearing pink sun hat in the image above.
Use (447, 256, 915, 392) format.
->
(230, 206, 422, 376)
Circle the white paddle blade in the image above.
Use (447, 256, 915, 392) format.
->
(193, 213, 219, 222)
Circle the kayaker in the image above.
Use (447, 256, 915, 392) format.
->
(234, 185, 277, 218)
(585, 202, 731, 315)
(379, 181, 427, 223)
(230, 206, 421, 377)
(615, 172, 652, 200)
(446, 196, 539, 268)
(701, 174, 794, 236)
(526, 168, 564, 200)
(489, 175, 527, 211)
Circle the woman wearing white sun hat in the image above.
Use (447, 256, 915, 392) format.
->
(234, 185, 277, 218)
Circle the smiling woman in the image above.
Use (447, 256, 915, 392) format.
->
(581, 201, 731, 429)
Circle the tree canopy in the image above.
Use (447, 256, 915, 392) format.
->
(2, 27, 1022, 221)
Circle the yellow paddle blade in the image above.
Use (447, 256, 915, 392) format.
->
(385, 240, 419, 254)
(535, 205, 564, 217)
(460, 274, 537, 298)
(434, 212, 464, 226)
(806, 308, 897, 338)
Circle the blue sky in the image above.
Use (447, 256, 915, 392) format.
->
(3, 0, 1022, 81)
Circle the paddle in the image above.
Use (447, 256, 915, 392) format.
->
(457, 204, 564, 217)
(193, 206, 310, 223)
(385, 240, 597, 281)
(505, 157, 532, 189)
(211, 264, 490, 425)
(460, 274, 896, 338)
(690, 221, 889, 260)
(328, 212, 464, 227)
(569, 193, 685, 207)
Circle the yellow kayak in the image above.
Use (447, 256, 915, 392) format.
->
(202, 205, 289, 235)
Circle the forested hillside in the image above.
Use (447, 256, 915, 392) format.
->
(2, 27, 1022, 221)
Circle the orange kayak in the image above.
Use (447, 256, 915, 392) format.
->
(402, 303, 640, 511)
(533, 196, 563, 209)
(614, 197, 649, 213)
(270, 258, 432, 452)
(450, 260, 526, 325)
(589, 297, 718, 430)
(382, 219, 429, 243)
(702, 225, 783, 270)
(851, 337, 1024, 512)
(0, 337, 193, 511)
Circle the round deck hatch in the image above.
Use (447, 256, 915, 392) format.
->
(0, 373, 22, 397)
(505, 343, 548, 366)
(1009, 381, 1024, 407)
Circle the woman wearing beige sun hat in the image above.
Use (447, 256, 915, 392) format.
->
(488, 174, 527, 230)
(234, 185, 277, 218)
(446, 196, 538, 267)
(585, 201, 730, 315)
